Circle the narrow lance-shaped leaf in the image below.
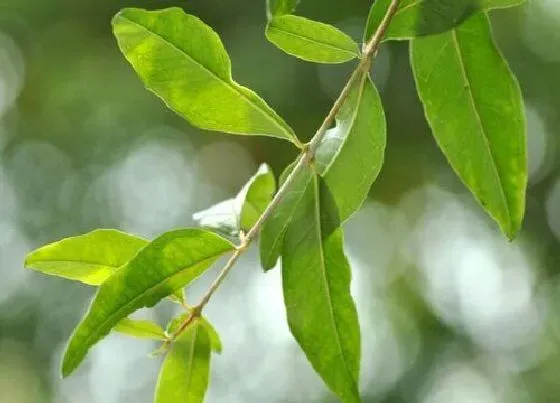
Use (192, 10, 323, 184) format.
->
(61, 228, 234, 377)
(266, 15, 359, 64)
(24, 229, 147, 286)
(410, 12, 526, 238)
(282, 174, 361, 402)
(24, 229, 185, 303)
(155, 321, 212, 403)
(364, 0, 526, 42)
(266, 0, 300, 19)
(315, 73, 386, 220)
(193, 164, 276, 236)
(113, 318, 166, 340)
(259, 72, 386, 270)
(167, 312, 223, 354)
(259, 159, 312, 270)
(112, 8, 299, 145)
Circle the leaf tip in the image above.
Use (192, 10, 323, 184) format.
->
(23, 253, 34, 268)
(504, 225, 520, 242)
(60, 355, 75, 379)
(110, 8, 128, 26)
(60, 334, 84, 378)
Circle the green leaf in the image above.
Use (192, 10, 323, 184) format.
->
(61, 229, 234, 377)
(239, 164, 276, 230)
(282, 174, 361, 402)
(410, 12, 526, 238)
(155, 321, 211, 403)
(25, 229, 147, 286)
(193, 164, 276, 236)
(259, 160, 312, 271)
(167, 313, 223, 354)
(259, 73, 386, 271)
(24, 229, 186, 303)
(114, 318, 166, 340)
(169, 288, 187, 305)
(315, 73, 386, 221)
(266, 15, 359, 64)
(112, 7, 299, 145)
(364, 0, 526, 42)
(266, 0, 300, 19)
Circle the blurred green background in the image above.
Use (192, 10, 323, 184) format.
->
(1, 0, 560, 402)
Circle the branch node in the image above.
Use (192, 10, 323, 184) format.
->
(237, 232, 249, 252)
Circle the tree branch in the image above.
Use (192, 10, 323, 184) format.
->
(171, 0, 402, 340)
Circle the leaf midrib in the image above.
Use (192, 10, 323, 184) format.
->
(184, 323, 198, 398)
(264, 174, 310, 267)
(27, 258, 124, 268)
(395, 0, 422, 17)
(450, 28, 511, 228)
(311, 176, 355, 387)
(64, 253, 225, 373)
(115, 319, 166, 338)
(395, 0, 525, 19)
(268, 20, 357, 57)
(118, 15, 293, 140)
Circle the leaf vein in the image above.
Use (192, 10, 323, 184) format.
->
(450, 28, 511, 226)
(119, 15, 293, 140)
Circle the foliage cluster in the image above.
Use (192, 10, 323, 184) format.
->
(24, 0, 527, 401)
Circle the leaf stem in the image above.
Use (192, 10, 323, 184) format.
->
(171, 0, 401, 340)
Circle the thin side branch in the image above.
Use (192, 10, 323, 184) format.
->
(171, 0, 401, 339)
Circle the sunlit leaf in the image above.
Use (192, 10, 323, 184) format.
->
(266, 0, 300, 19)
(155, 321, 211, 403)
(193, 164, 275, 236)
(61, 229, 234, 377)
(169, 288, 187, 305)
(266, 15, 359, 64)
(113, 7, 299, 145)
(260, 72, 386, 270)
(282, 174, 361, 402)
(114, 318, 166, 340)
(166, 313, 223, 353)
(364, 0, 526, 42)
(25, 229, 186, 303)
(24, 229, 147, 285)
(410, 12, 526, 238)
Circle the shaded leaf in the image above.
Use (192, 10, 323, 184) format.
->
(266, 15, 359, 64)
(25, 229, 147, 286)
(155, 321, 211, 403)
(259, 160, 312, 271)
(113, 8, 299, 145)
(266, 0, 300, 19)
(240, 164, 276, 230)
(193, 199, 239, 237)
(193, 164, 275, 236)
(114, 318, 166, 340)
(260, 72, 386, 270)
(62, 229, 234, 377)
(282, 174, 361, 402)
(167, 313, 222, 354)
(364, 0, 525, 42)
(410, 12, 526, 238)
